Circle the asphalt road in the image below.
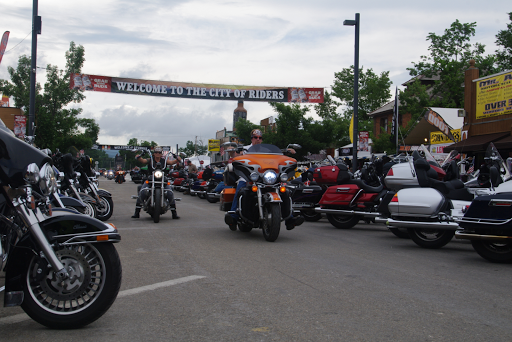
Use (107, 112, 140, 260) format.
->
(1, 176, 512, 341)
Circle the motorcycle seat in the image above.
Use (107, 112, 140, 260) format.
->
(348, 178, 384, 193)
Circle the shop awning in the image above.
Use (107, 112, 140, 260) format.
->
(443, 132, 509, 153)
(493, 135, 512, 149)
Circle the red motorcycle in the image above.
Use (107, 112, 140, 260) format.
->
(313, 156, 389, 229)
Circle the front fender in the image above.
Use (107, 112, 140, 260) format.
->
(97, 188, 112, 198)
(56, 195, 86, 208)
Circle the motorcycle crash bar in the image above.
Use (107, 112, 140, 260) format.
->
(455, 230, 512, 240)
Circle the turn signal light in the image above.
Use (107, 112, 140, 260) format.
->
(96, 235, 109, 241)
(30, 196, 36, 210)
(252, 185, 258, 192)
(279, 186, 286, 193)
(145, 180, 149, 184)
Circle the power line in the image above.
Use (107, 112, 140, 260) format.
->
(4, 31, 31, 54)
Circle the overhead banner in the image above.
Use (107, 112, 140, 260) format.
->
(70, 73, 324, 103)
(475, 71, 512, 119)
(423, 108, 457, 142)
(92, 144, 171, 152)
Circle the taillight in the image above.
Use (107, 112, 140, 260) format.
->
(387, 168, 394, 177)
(391, 193, 398, 202)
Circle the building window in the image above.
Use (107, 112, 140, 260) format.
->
(380, 118, 388, 134)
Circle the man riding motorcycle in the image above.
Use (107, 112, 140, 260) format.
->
(224, 129, 304, 231)
(131, 146, 182, 219)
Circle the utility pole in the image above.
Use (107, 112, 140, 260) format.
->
(28, 0, 42, 136)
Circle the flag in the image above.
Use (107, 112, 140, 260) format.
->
(390, 87, 398, 144)
(349, 114, 354, 143)
(0, 31, 9, 66)
(467, 158, 475, 174)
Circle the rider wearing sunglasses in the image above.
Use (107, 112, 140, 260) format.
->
(132, 146, 182, 219)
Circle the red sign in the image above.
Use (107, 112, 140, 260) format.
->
(13, 115, 26, 138)
(71, 74, 111, 92)
(359, 131, 369, 152)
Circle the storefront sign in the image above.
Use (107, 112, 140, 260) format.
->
(208, 139, 220, 152)
(475, 71, 512, 119)
(430, 129, 461, 144)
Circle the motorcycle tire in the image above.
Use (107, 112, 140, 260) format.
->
(407, 228, 454, 249)
(83, 201, 97, 219)
(198, 193, 205, 199)
(471, 240, 512, 263)
(206, 193, 219, 203)
(153, 188, 161, 223)
(65, 205, 85, 214)
(96, 196, 114, 221)
(326, 214, 359, 229)
(388, 227, 410, 239)
(21, 242, 122, 329)
(262, 203, 281, 242)
(301, 210, 322, 222)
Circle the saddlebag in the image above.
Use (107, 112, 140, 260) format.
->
(220, 187, 237, 211)
(319, 184, 360, 207)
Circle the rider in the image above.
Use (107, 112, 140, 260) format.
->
(224, 129, 304, 230)
(187, 160, 198, 174)
(131, 146, 182, 219)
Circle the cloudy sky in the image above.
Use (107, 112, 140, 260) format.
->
(1, 0, 509, 151)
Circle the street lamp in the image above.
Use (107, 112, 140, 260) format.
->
(344, 13, 360, 172)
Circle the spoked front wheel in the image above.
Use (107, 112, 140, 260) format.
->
(262, 203, 281, 242)
(21, 243, 122, 329)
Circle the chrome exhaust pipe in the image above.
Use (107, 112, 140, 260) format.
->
(386, 218, 459, 230)
(455, 231, 512, 240)
(315, 207, 382, 218)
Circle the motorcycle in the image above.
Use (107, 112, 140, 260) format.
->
(52, 152, 99, 219)
(74, 155, 114, 221)
(312, 155, 388, 229)
(0, 127, 122, 329)
(106, 170, 114, 180)
(382, 144, 509, 249)
(222, 143, 301, 242)
(115, 170, 126, 184)
(204, 169, 226, 203)
(455, 147, 512, 263)
(287, 165, 325, 222)
(131, 149, 179, 223)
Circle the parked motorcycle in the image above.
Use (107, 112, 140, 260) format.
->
(0, 127, 122, 329)
(383, 144, 509, 249)
(287, 165, 325, 222)
(312, 155, 388, 229)
(222, 143, 301, 242)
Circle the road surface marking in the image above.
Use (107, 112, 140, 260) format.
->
(0, 275, 206, 325)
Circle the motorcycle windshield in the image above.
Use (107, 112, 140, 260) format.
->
(440, 150, 460, 169)
(420, 144, 440, 168)
(0, 128, 51, 187)
(246, 144, 283, 154)
(486, 142, 511, 181)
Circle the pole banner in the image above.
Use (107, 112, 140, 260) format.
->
(0, 31, 9, 65)
(423, 107, 457, 142)
(70, 73, 324, 103)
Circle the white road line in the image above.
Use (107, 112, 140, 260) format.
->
(117, 275, 206, 298)
(0, 275, 205, 325)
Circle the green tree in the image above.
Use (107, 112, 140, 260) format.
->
(331, 66, 392, 134)
(234, 119, 261, 145)
(84, 148, 111, 169)
(264, 103, 323, 160)
(495, 12, 512, 71)
(314, 90, 350, 148)
(178, 140, 207, 157)
(0, 42, 99, 151)
(407, 19, 498, 108)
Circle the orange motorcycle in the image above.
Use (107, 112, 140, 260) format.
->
(221, 143, 301, 242)
(115, 170, 126, 184)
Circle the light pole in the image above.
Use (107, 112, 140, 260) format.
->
(29, 0, 41, 137)
(344, 13, 360, 172)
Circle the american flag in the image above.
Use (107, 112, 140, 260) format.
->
(467, 158, 475, 174)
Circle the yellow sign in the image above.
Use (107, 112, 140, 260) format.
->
(476, 71, 512, 120)
(208, 139, 220, 152)
(430, 129, 461, 144)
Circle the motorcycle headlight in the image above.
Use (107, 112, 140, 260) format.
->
(24, 163, 40, 184)
(250, 172, 259, 182)
(280, 173, 289, 182)
(39, 163, 57, 196)
(154, 170, 163, 179)
(262, 170, 277, 185)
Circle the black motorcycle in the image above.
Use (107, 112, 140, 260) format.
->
(0, 126, 122, 329)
